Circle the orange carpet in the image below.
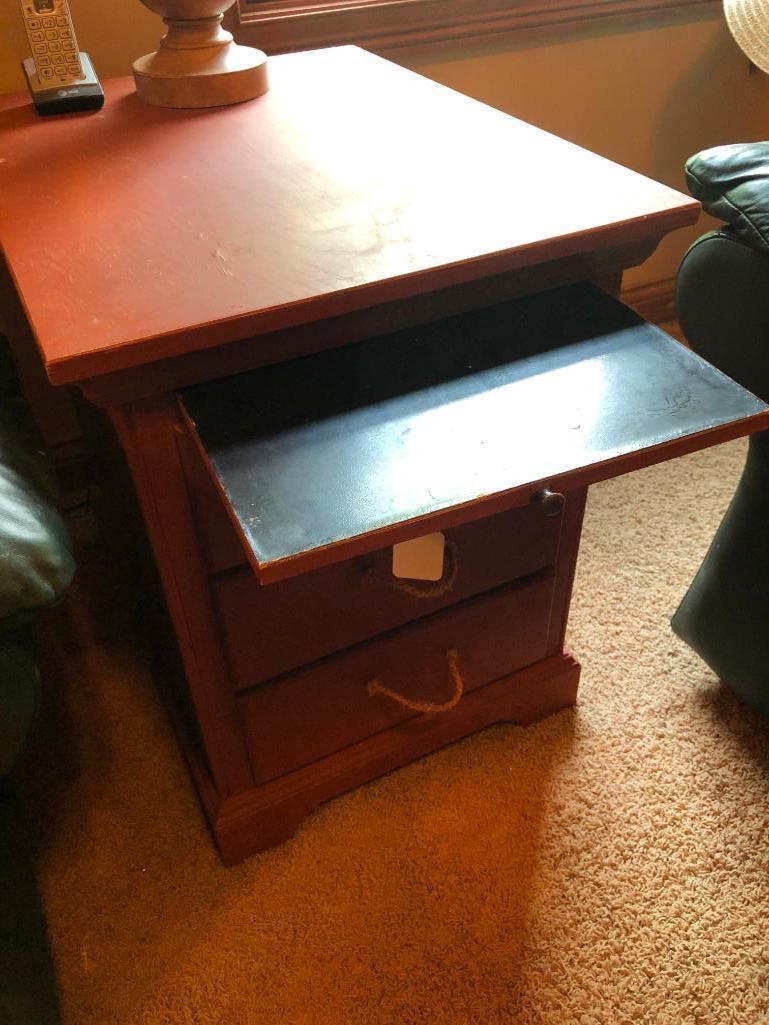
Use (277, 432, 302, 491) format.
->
(16, 438, 769, 1024)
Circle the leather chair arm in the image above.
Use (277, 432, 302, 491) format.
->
(676, 228, 769, 402)
(0, 398, 75, 631)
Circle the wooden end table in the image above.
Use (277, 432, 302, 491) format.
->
(0, 46, 764, 862)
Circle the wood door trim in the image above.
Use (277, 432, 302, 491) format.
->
(228, 0, 718, 54)
(621, 276, 677, 325)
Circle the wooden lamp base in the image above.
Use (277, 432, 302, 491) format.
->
(133, 4, 268, 109)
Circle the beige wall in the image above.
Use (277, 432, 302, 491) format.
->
(401, 8, 769, 288)
(1, 3, 767, 288)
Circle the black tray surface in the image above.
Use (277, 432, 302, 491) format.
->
(181, 284, 767, 577)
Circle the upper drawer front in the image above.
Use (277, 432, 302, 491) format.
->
(213, 502, 562, 692)
(238, 571, 553, 786)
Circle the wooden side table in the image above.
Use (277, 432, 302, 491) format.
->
(1, 46, 765, 863)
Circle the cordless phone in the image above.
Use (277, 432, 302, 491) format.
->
(18, 0, 103, 116)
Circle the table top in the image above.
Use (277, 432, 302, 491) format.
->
(0, 45, 699, 387)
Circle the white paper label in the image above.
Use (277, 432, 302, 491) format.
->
(392, 532, 445, 581)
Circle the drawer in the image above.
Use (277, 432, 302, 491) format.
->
(238, 571, 553, 786)
(213, 502, 562, 691)
(180, 284, 769, 586)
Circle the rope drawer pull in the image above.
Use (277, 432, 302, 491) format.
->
(366, 649, 463, 713)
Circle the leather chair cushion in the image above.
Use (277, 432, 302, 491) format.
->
(0, 397, 75, 629)
(685, 142, 769, 257)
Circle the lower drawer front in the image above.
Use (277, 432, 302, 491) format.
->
(214, 503, 561, 691)
(238, 572, 553, 786)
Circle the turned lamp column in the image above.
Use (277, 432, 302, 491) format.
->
(134, 0, 268, 109)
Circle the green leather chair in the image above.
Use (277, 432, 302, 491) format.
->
(671, 142, 769, 716)
(0, 341, 75, 1025)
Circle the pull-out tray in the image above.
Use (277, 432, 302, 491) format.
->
(180, 284, 769, 584)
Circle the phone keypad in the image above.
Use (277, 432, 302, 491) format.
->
(20, 0, 83, 85)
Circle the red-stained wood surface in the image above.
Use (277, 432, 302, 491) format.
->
(0, 46, 697, 386)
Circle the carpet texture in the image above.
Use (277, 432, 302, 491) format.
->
(15, 438, 769, 1025)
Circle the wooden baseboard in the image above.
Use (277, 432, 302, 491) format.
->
(621, 276, 677, 326)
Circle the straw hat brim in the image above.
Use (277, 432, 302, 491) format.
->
(724, 0, 769, 74)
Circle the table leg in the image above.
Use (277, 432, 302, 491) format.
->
(110, 396, 254, 814)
